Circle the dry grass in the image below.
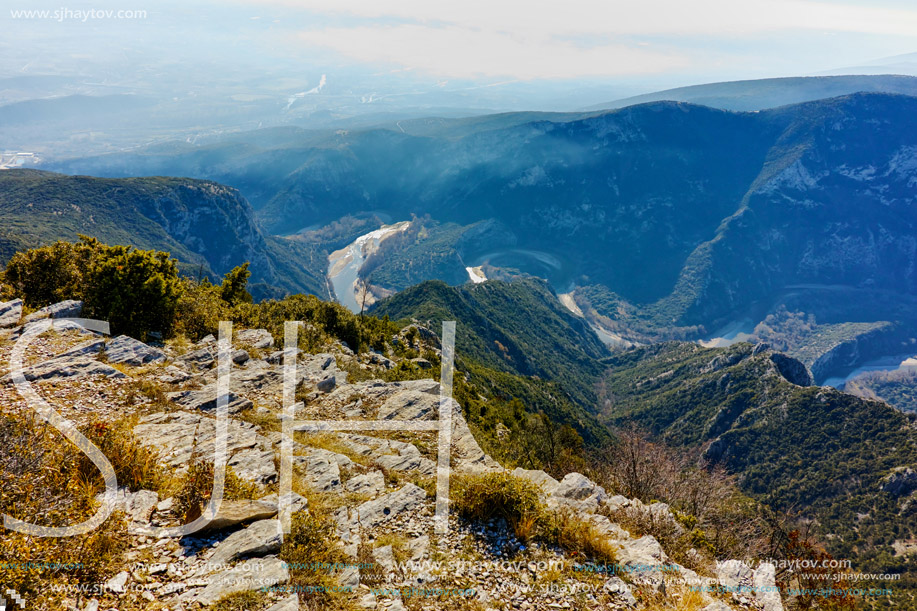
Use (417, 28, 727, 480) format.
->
(0, 412, 131, 608)
(170, 460, 263, 523)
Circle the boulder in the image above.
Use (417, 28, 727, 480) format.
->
(615, 535, 669, 566)
(511, 468, 560, 495)
(753, 562, 784, 611)
(104, 335, 166, 366)
(603, 576, 637, 607)
(232, 349, 250, 365)
(554, 472, 608, 506)
(717, 559, 753, 589)
(317, 376, 336, 393)
(181, 347, 215, 368)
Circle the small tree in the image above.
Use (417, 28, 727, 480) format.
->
(219, 262, 252, 306)
(82, 240, 183, 341)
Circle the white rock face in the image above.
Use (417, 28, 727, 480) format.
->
(105, 335, 166, 365)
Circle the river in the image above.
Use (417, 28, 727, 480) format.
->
(823, 353, 917, 389)
(327, 222, 410, 313)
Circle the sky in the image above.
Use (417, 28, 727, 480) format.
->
(1, 0, 916, 111)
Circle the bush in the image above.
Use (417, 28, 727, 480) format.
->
(4, 239, 88, 306)
(81, 238, 183, 341)
(174, 277, 231, 341)
(4, 236, 183, 341)
(220, 262, 252, 306)
(452, 471, 543, 539)
(280, 510, 348, 608)
(79, 419, 164, 492)
(452, 472, 619, 563)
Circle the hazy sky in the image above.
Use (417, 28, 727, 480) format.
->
(2, 0, 917, 109)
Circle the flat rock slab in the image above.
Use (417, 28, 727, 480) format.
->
(199, 500, 279, 533)
(24, 299, 83, 322)
(3, 354, 126, 383)
(295, 453, 342, 492)
(344, 471, 386, 496)
(354, 484, 426, 530)
(134, 411, 277, 484)
(265, 594, 299, 611)
(0, 298, 22, 328)
(207, 519, 283, 566)
(105, 335, 166, 365)
(56, 338, 106, 359)
(188, 555, 289, 605)
(167, 387, 254, 414)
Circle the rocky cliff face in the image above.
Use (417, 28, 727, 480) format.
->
(0, 170, 326, 296)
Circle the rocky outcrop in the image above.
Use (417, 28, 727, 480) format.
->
(881, 467, 917, 497)
(24, 299, 83, 322)
(769, 353, 813, 387)
(105, 335, 166, 366)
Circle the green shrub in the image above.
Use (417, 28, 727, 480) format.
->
(80, 238, 183, 341)
(4, 239, 88, 305)
(452, 472, 543, 539)
(4, 236, 183, 341)
(174, 277, 231, 341)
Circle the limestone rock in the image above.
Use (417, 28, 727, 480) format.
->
(3, 354, 126, 383)
(615, 535, 669, 566)
(511, 468, 560, 495)
(236, 328, 274, 350)
(191, 556, 288, 605)
(24, 299, 83, 322)
(0, 298, 23, 328)
(753, 562, 784, 611)
(345, 471, 386, 496)
(105, 335, 166, 366)
(208, 519, 283, 566)
(167, 387, 254, 414)
(354, 484, 426, 530)
(134, 411, 277, 484)
(265, 594, 299, 611)
(717, 559, 753, 589)
(295, 452, 342, 492)
(199, 500, 279, 532)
